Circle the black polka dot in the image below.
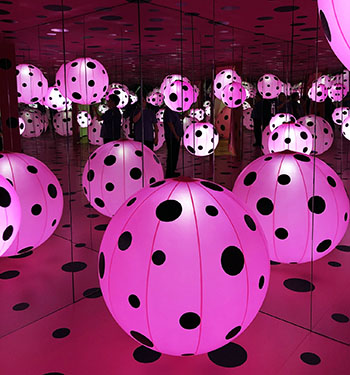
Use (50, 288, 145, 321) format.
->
(225, 326, 241, 340)
(331, 313, 349, 323)
(72, 92, 82, 100)
(294, 154, 310, 162)
(52, 328, 70, 339)
(61, 262, 87, 272)
(337, 245, 350, 252)
(243, 171, 257, 186)
(95, 224, 107, 231)
(200, 181, 224, 191)
(31, 204, 42, 216)
(118, 231, 132, 250)
(156, 200, 182, 222)
(135, 150, 143, 157)
(300, 131, 308, 140)
(27, 165, 38, 174)
(244, 215, 256, 231)
(104, 155, 116, 166)
(300, 352, 321, 365)
(320, 10, 331, 42)
(179, 312, 201, 329)
(256, 197, 274, 215)
(87, 169, 95, 181)
(205, 205, 218, 216)
(272, 132, 278, 141)
(48, 184, 57, 198)
(83, 287, 102, 298)
(12, 302, 29, 311)
(128, 294, 140, 308)
(259, 275, 265, 289)
(316, 239, 332, 253)
(328, 261, 341, 267)
(130, 331, 154, 347)
(152, 250, 166, 265)
(0, 270, 20, 279)
(221, 246, 244, 276)
(99, 252, 105, 278)
(283, 278, 315, 292)
(278, 174, 291, 185)
(105, 182, 114, 191)
(130, 167, 142, 180)
(133, 346, 161, 363)
(308, 196, 326, 214)
(327, 176, 336, 187)
(2, 225, 13, 241)
(94, 198, 105, 208)
(127, 197, 136, 206)
(208, 343, 247, 368)
(275, 227, 288, 240)
(0, 187, 11, 207)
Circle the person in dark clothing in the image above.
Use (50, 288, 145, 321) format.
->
(251, 94, 273, 147)
(93, 94, 121, 144)
(289, 92, 304, 119)
(163, 107, 183, 178)
(133, 98, 158, 150)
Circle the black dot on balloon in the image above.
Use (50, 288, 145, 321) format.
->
(169, 93, 177, 102)
(150, 180, 166, 188)
(179, 312, 201, 329)
(27, 165, 38, 173)
(308, 196, 326, 214)
(244, 215, 256, 231)
(118, 231, 132, 250)
(133, 346, 161, 363)
(2, 225, 13, 241)
(294, 154, 310, 162)
(277, 174, 291, 185)
(135, 150, 143, 157)
(283, 278, 315, 292)
(156, 200, 182, 222)
(87, 169, 95, 181)
(206, 205, 218, 216)
(345, 212, 348, 221)
(195, 130, 202, 137)
(152, 250, 166, 265)
(275, 227, 288, 240)
(225, 325, 241, 340)
(264, 156, 272, 161)
(208, 342, 247, 368)
(48, 184, 57, 198)
(300, 352, 321, 365)
(52, 328, 70, 339)
(99, 252, 105, 278)
(256, 197, 274, 215)
(187, 145, 195, 154)
(284, 137, 291, 144)
(88, 80, 95, 87)
(331, 313, 349, 323)
(127, 197, 136, 206)
(105, 182, 114, 191)
(327, 176, 336, 187)
(130, 331, 154, 347)
(72, 92, 82, 100)
(130, 167, 142, 180)
(300, 131, 308, 140)
(200, 181, 224, 191)
(221, 246, 244, 276)
(128, 294, 140, 308)
(12, 302, 29, 311)
(272, 132, 278, 141)
(0, 187, 11, 207)
(94, 198, 105, 208)
(31, 204, 42, 216)
(316, 239, 332, 253)
(243, 171, 257, 186)
(104, 155, 116, 166)
(259, 275, 265, 289)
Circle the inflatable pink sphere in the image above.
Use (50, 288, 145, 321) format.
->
(221, 82, 246, 108)
(160, 74, 190, 94)
(213, 69, 242, 100)
(261, 127, 272, 155)
(184, 122, 219, 156)
(257, 74, 282, 99)
(88, 118, 103, 145)
(154, 122, 165, 152)
(233, 153, 350, 263)
(146, 90, 164, 107)
(129, 91, 138, 105)
(82, 140, 164, 217)
(332, 107, 350, 125)
(44, 86, 71, 111)
(19, 109, 45, 138)
(297, 115, 334, 154)
(156, 109, 165, 123)
(318, 0, 350, 70)
(269, 113, 296, 131)
(0, 152, 63, 255)
(53, 111, 72, 136)
(308, 82, 328, 102)
(98, 177, 270, 355)
(0, 175, 21, 257)
(77, 111, 92, 128)
(317, 74, 332, 89)
(189, 108, 205, 122)
(328, 83, 348, 102)
(56, 58, 109, 105)
(164, 80, 194, 112)
(243, 109, 254, 130)
(16, 64, 48, 105)
(268, 123, 312, 154)
(342, 116, 350, 140)
(106, 83, 129, 109)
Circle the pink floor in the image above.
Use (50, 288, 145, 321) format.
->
(0, 128, 350, 374)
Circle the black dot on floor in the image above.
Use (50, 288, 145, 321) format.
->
(328, 261, 341, 267)
(61, 261, 87, 272)
(179, 312, 201, 329)
(283, 278, 315, 292)
(133, 346, 161, 363)
(12, 302, 29, 311)
(156, 200, 182, 222)
(208, 342, 247, 368)
(83, 287, 102, 298)
(94, 224, 108, 231)
(52, 328, 70, 339)
(118, 231, 132, 250)
(8, 251, 33, 259)
(130, 331, 154, 347)
(331, 313, 349, 323)
(75, 243, 86, 248)
(300, 352, 321, 365)
(0, 270, 20, 279)
(336, 245, 350, 252)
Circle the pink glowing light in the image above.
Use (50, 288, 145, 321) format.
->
(332, 107, 350, 125)
(163, 80, 195, 112)
(44, 86, 72, 111)
(184, 122, 219, 156)
(221, 82, 247, 108)
(88, 118, 103, 145)
(308, 82, 328, 102)
(257, 74, 282, 99)
(19, 109, 45, 138)
(213, 69, 242, 100)
(105, 83, 129, 109)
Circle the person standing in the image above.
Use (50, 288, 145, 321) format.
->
(132, 97, 158, 150)
(163, 107, 183, 178)
(93, 94, 121, 144)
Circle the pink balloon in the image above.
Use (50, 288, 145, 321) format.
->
(146, 90, 164, 106)
(16, 64, 48, 105)
(44, 86, 71, 111)
(56, 58, 109, 105)
(184, 122, 219, 156)
(328, 82, 348, 102)
(163, 80, 195, 112)
(297, 115, 334, 154)
(268, 123, 313, 154)
(342, 115, 350, 140)
(0, 175, 21, 257)
(261, 126, 272, 155)
(98, 177, 270, 355)
(221, 82, 246, 108)
(318, 0, 350, 70)
(243, 109, 254, 130)
(106, 83, 129, 109)
(154, 122, 165, 152)
(53, 111, 73, 136)
(0, 152, 63, 255)
(308, 82, 328, 102)
(233, 153, 350, 263)
(269, 113, 296, 131)
(88, 118, 103, 145)
(160, 74, 190, 94)
(332, 107, 350, 125)
(19, 109, 45, 138)
(213, 69, 242, 100)
(77, 111, 92, 128)
(82, 140, 164, 217)
(257, 74, 282, 99)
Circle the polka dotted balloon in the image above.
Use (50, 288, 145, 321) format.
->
(268, 123, 313, 154)
(82, 140, 164, 217)
(215, 107, 230, 138)
(44, 86, 72, 111)
(261, 126, 271, 155)
(243, 109, 254, 130)
(269, 113, 296, 131)
(77, 111, 92, 128)
(106, 83, 129, 109)
(221, 82, 246, 108)
(156, 109, 165, 123)
(16, 64, 48, 105)
(308, 82, 328, 102)
(98, 103, 108, 115)
(341, 115, 350, 140)
(328, 83, 348, 102)
(233, 152, 349, 263)
(129, 91, 138, 105)
(317, 74, 332, 89)
(19, 109, 45, 138)
(146, 90, 164, 107)
(56, 57, 109, 105)
(257, 74, 282, 99)
(184, 122, 219, 156)
(154, 122, 165, 152)
(163, 80, 195, 112)
(53, 111, 73, 137)
(160, 74, 190, 94)
(214, 69, 242, 100)
(0, 152, 63, 256)
(189, 108, 205, 122)
(88, 118, 103, 145)
(0, 174, 21, 257)
(332, 107, 350, 125)
(297, 115, 334, 154)
(98, 177, 270, 355)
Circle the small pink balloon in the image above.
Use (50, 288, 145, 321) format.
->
(77, 111, 92, 128)
(257, 74, 282, 99)
(243, 109, 254, 130)
(221, 82, 247, 108)
(233, 152, 350, 263)
(53, 111, 73, 136)
(269, 113, 296, 131)
(106, 83, 129, 109)
(98, 177, 270, 355)
(328, 83, 349, 102)
(184, 122, 219, 156)
(308, 82, 328, 102)
(163, 80, 195, 112)
(332, 107, 350, 125)
(88, 118, 103, 145)
(342, 115, 350, 140)
(19, 109, 45, 138)
(44, 86, 71, 111)
(214, 69, 242, 100)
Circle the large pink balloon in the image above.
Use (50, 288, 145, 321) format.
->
(82, 140, 164, 217)
(221, 82, 246, 108)
(16, 64, 48, 104)
(0, 152, 63, 255)
(0, 174, 21, 257)
(233, 152, 349, 263)
(98, 177, 270, 355)
(318, 0, 350, 70)
(213, 69, 242, 100)
(163, 80, 195, 112)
